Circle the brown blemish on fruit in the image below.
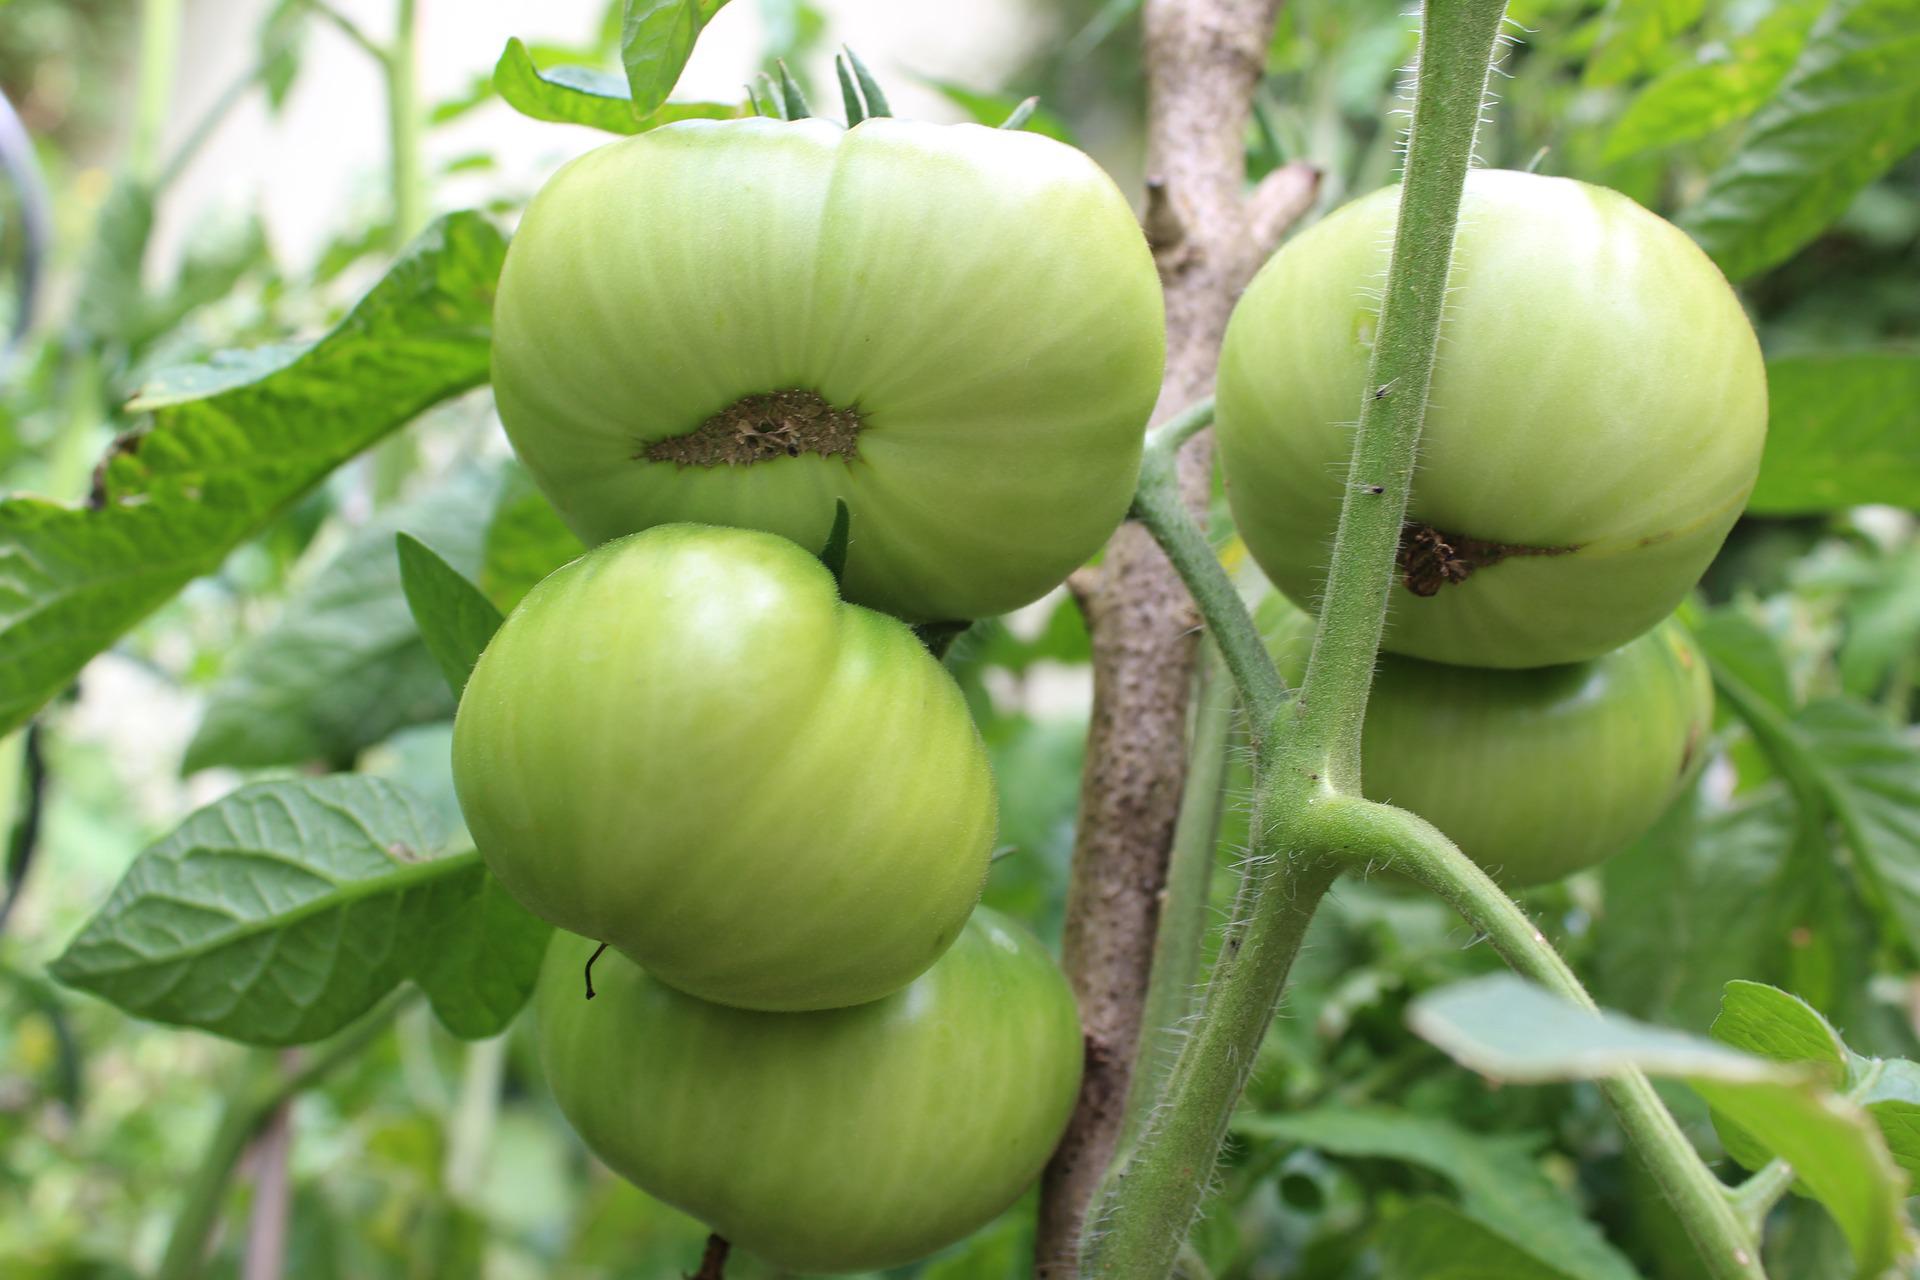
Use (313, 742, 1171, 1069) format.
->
(643, 389, 862, 468)
(1396, 521, 1577, 597)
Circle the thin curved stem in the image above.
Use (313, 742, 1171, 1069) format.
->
(1315, 796, 1768, 1280)
(1130, 405, 1287, 749)
(1729, 1159, 1796, 1234)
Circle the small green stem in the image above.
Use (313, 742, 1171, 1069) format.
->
(156, 994, 411, 1280)
(444, 1034, 508, 1202)
(1291, 0, 1506, 792)
(1315, 797, 1768, 1280)
(1728, 1159, 1796, 1233)
(130, 0, 184, 182)
(303, 0, 387, 64)
(1121, 640, 1235, 1153)
(385, 0, 425, 248)
(1131, 401, 1287, 749)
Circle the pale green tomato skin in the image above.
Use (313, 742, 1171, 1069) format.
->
(1264, 599, 1713, 885)
(537, 909, 1083, 1274)
(491, 116, 1166, 623)
(452, 524, 996, 1012)
(1219, 169, 1767, 668)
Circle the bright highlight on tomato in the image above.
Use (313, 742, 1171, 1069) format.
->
(491, 117, 1166, 624)
(1220, 169, 1767, 669)
(452, 524, 996, 1012)
(1264, 598, 1714, 886)
(538, 910, 1083, 1274)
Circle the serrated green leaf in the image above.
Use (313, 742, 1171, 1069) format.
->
(1681, 0, 1920, 280)
(1710, 980, 1849, 1079)
(478, 466, 581, 612)
(50, 777, 547, 1045)
(1585, 0, 1706, 88)
(183, 467, 498, 773)
(1413, 975, 1912, 1277)
(0, 212, 504, 740)
(396, 532, 504, 699)
(493, 37, 740, 135)
(1232, 1106, 1641, 1280)
(619, 0, 733, 116)
(1604, 0, 1821, 159)
(1748, 354, 1920, 514)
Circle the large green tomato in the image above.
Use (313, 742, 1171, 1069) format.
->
(1219, 169, 1767, 668)
(538, 909, 1082, 1274)
(1263, 599, 1713, 885)
(452, 524, 995, 1012)
(491, 117, 1165, 624)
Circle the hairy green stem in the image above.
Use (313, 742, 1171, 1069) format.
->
(1729, 1159, 1796, 1233)
(1121, 640, 1235, 1154)
(1291, 0, 1505, 791)
(1130, 402, 1286, 747)
(1316, 797, 1768, 1280)
(157, 995, 411, 1280)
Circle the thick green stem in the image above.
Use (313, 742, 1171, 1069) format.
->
(1316, 797, 1768, 1280)
(1292, 0, 1506, 791)
(130, 0, 183, 182)
(1130, 401, 1286, 748)
(1121, 640, 1235, 1154)
(386, 0, 425, 248)
(157, 995, 410, 1280)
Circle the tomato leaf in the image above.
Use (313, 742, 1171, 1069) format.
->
(397, 532, 504, 700)
(492, 37, 740, 135)
(49, 777, 549, 1045)
(1710, 980, 1849, 1078)
(1378, 1200, 1580, 1280)
(0, 212, 503, 741)
(1583, 0, 1706, 88)
(1232, 1105, 1641, 1280)
(479, 467, 582, 612)
(1602, 0, 1821, 160)
(1680, 0, 1920, 280)
(1748, 353, 1920, 514)
(1411, 975, 1911, 1277)
(619, 0, 733, 117)
(184, 467, 498, 773)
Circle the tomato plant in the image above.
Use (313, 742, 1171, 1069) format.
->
(1217, 168, 1769, 669)
(491, 116, 1166, 624)
(1263, 598, 1714, 885)
(453, 522, 996, 1012)
(538, 909, 1082, 1274)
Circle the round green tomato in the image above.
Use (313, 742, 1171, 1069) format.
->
(1219, 169, 1766, 668)
(452, 524, 995, 1012)
(538, 909, 1083, 1274)
(491, 117, 1165, 624)
(1263, 599, 1713, 885)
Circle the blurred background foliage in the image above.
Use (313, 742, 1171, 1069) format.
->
(0, 0, 1914, 1277)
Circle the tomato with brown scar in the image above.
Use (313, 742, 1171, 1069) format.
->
(1219, 169, 1767, 668)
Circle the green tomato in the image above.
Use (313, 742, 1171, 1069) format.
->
(538, 909, 1083, 1274)
(452, 524, 995, 1012)
(1263, 599, 1713, 885)
(491, 117, 1165, 624)
(1219, 169, 1767, 668)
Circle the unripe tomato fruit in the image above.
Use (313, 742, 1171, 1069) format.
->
(537, 909, 1083, 1274)
(452, 524, 995, 1012)
(1262, 599, 1713, 885)
(491, 117, 1165, 624)
(1219, 169, 1767, 669)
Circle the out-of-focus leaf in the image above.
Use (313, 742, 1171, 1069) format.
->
(1861, 1058, 1920, 1178)
(1748, 354, 1920, 514)
(1379, 1200, 1577, 1280)
(917, 77, 1075, 142)
(1233, 1106, 1642, 1280)
(49, 777, 547, 1045)
(0, 212, 503, 739)
(397, 533, 504, 698)
(1838, 545, 1920, 700)
(182, 467, 498, 772)
(1695, 608, 1797, 714)
(1584, 0, 1705, 87)
(1413, 975, 1910, 1275)
(619, 0, 733, 116)
(1604, 0, 1821, 159)
(1682, 0, 1920, 280)
(478, 466, 581, 612)
(493, 37, 741, 135)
